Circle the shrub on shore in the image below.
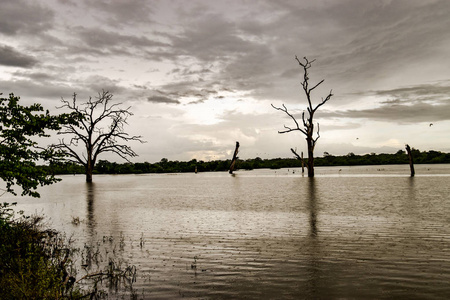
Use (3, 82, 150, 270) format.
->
(0, 202, 83, 298)
(0, 202, 138, 299)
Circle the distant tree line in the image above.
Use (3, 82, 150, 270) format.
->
(44, 149, 450, 175)
(317, 149, 450, 166)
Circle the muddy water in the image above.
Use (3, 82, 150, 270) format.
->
(10, 165, 450, 299)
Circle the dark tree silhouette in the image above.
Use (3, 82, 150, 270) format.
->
(272, 56, 333, 177)
(229, 141, 239, 174)
(405, 144, 415, 177)
(54, 91, 145, 182)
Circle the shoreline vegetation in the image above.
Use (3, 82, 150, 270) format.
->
(0, 202, 139, 299)
(46, 149, 450, 175)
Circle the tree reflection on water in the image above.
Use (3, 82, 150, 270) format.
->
(85, 182, 96, 239)
(305, 177, 321, 298)
(307, 178, 318, 238)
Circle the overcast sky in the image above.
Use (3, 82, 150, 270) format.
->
(1, 0, 449, 163)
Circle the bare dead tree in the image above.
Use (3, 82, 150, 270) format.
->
(54, 91, 145, 182)
(272, 56, 333, 177)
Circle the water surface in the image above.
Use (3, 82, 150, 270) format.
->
(8, 164, 450, 299)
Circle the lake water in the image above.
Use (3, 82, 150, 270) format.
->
(6, 164, 450, 299)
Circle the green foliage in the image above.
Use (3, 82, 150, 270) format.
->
(314, 149, 450, 166)
(0, 202, 83, 298)
(47, 161, 85, 175)
(0, 93, 79, 197)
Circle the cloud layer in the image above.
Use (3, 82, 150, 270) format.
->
(1, 0, 449, 162)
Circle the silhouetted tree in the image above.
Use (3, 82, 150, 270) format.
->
(272, 57, 333, 177)
(54, 91, 145, 182)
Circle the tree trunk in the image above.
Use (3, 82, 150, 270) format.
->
(405, 144, 415, 177)
(307, 152, 314, 177)
(86, 168, 93, 183)
(307, 138, 314, 177)
(301, 151, 304, 174)
(229, 141, 240, 174)
(86, 157, 94, 183)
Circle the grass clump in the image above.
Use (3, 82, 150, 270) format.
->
(0, 202, 82, 298)
(0, 202, 138, 299)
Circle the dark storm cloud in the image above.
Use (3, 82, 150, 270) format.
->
(3, 0, 449, 101)
(373, 84, 450, 102)
(239, 0, 450, 103)
(12, 70, 54, 81)
(169, 67, 213, 76)
(170, 15, 257, 61)
(0, 78, 78, 101)
(167, 10, 276, 80)
(148, 75, 227, 103)
(144, 8, 283, 102)
(0, 0, 54, 35)
(145, 85, 222, 105)
(0, 74, 124, 103)
(72, 26, 169, 56)
(84, 0, 154, 26)
(0, 45, 38, 68)
(327, 101, 450, 123)
(147, 95, 180, 105)
(323, 83, 450, 123)
(83, 75, 124, 95)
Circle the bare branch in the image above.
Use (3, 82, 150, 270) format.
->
(51, 140, 86, 167)
(309, 79, 324, 93)
(271, 103, 307, 135)
(313, 90, 333, 113)
(290, 148, 302, 160)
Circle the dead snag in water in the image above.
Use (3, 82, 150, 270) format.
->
(405, 144, 415, 177)
(272, 56, 333, 177)
(291, 148, 306, 174)
(229, 141, 240, 174)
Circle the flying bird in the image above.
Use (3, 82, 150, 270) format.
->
(429, 123, 433, 127)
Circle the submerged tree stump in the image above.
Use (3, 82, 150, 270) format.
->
(229, 141, 240, 174)
(405, 144, 415, 177)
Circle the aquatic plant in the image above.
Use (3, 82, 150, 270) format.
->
(0, 202, 139, 299)
(71, 216, 81, 225)
(0, 202, 83, 298)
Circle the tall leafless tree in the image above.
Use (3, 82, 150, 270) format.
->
(54, 90, 145, 182)
(272, 56, 333, 177)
